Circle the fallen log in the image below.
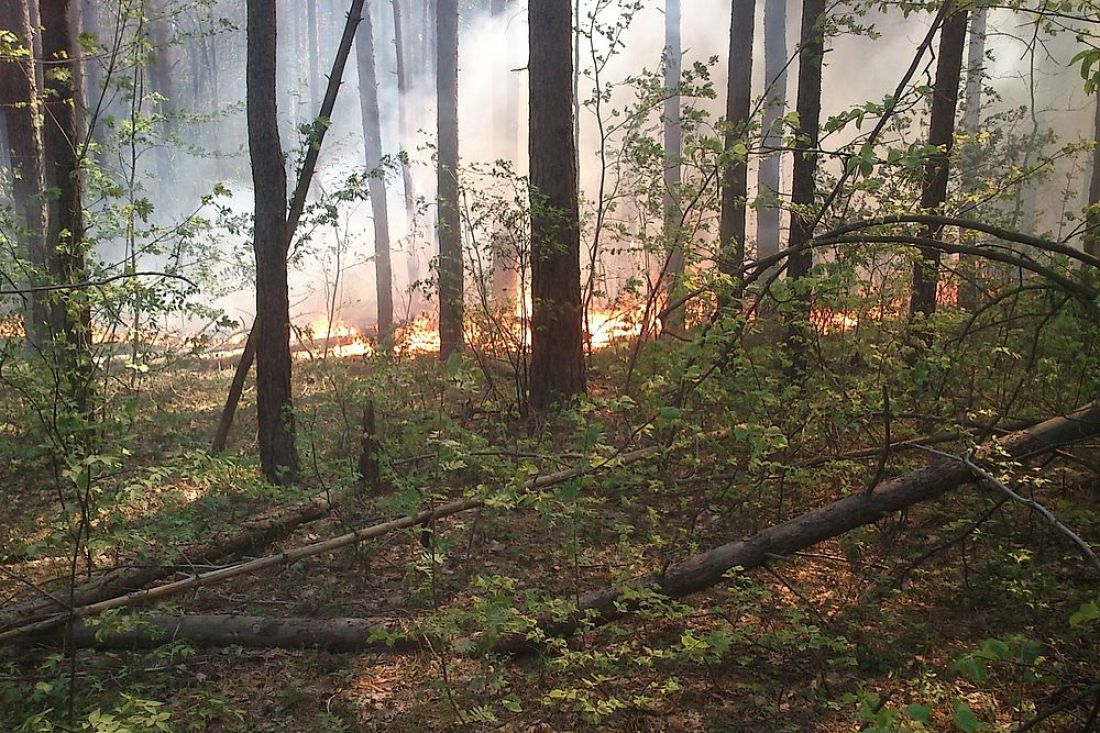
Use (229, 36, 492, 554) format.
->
(494, 399, 1100, 652)
(37, 615, 413, 652)
(0, 447, 659, 644)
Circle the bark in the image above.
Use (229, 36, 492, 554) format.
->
(756, 0, 788, 260)
(32, 615, 412, 652)
(27, 0, 42, 90)
(149, 0, 175, 183)
(717, 0, 756, 275)
(0, 0, 49, 343)
(786, 0, 824, 282)
(1085, 91, 1100, 260)
(910, 2, 968, 319)
(436, 0, 463, 359)
(355, 0, 394, 335)
(958, 6, 987, 309)
(392, 0, 423, 303)
(528, 0, 585, 409)
(40, 0, 92, 405)
(211, 0, 366, 457)
(661, 0, 684, 327)
(489, 0, 520, 303)
(494, 399, 1100, 651)
(248, 0, 299, 484)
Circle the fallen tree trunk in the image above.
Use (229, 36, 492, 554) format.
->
(40, 615, 413, 652)
(0, 447, 659, 643)
(494, 399, 1100, 652)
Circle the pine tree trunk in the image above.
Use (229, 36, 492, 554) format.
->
(661, 0, 684, 328)
(0, 0, 49, 344)
(436, 0, 463, 358)
(786, 0, 824, 283)
(910, 3, 968, 319)
(528, 0, 585, 409)
(756, 0, 788, 261)
(247, 0, 299, 484)
(718, 0, 756, 275)
(392, 0, 422, 304)
(489, 0, 520, 303)
(149, 0, 175, 183)
(1086, 91, 1100, 259)
(356, 0, 394, 336)
(957, 6, 987, 309)
(40, 0, 92, 407)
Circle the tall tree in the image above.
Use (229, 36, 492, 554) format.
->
(308, 0, 320, 114)
(717, 0, 756, 275)
(756, 0, 788, 260)
(957, 4, 987, 309)
(490, 0, 520, 302)
(1086, 91, 1100, 259)
(909, 2, 969, 319)
(528, 0, 585, 408)
(355, 0, 394, 336)
(661, 0, 684, 327)
(786, 0, 825, 283)
(436, 0, 462, 359)
(391, 0, 422, 305)
(0, 0, 48, 342)
(149, 0, 176, 183)
(247, 0, 298, 483)
(40, 0, 93, 410)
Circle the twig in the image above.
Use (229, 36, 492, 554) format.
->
(0, 272, 196, 296)
(1014, 683, 1100, 733)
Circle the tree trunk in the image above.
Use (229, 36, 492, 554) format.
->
(528, 0, 585, 409)
(786, 0, 824, 283)
(717, 0, 756, 275)
(910, 2, 968, 319)
(248, 0, 299, 484)
(661, 0, 684, 329)
(27, 0, 43, 90)
(40, 0, 92, 407)
(308, 0, 320, 114)
(0, 0, 49, 344)
(436, 0, 463, 358)
(1085, 91, 1100, 259)
(392, 0, 423, 307)
(957, 6, 987, 309)
(356, 0, 394, 336)
(149, 0, 175, 183)
(756, 0, 788, 261)
(489, 0, 520, 303)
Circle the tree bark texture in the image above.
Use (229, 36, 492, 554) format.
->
(756, 0, 788, 260)
(247, 0, 299, 484)
(910, 2, 968, 318)
(355, 0, 394, 335)
(718, 0, 756, 275)
(786, 0, 825, 282)
(528, 0, 585, 409)
(436, 0, 462, 359)
(662, 0, 684, 322)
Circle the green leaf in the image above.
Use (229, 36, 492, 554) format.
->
(906, 704, 932, 722)
(953, 701, 980, 733)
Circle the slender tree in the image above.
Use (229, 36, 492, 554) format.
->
(0, 0, 48, 342)
(528, 0, 585, 408)
(661, 0, 684, 328)
(149, 0, 176, 183)
(308, 0, 320, 114)
(717, 0, 756, 275)
(39, 0, 93, 414)
(391, 0, 422, 306)
(355, 0, 394, 335)
(489, 0, 520, 302)
(756, 0, 788, 260)
(786, 0, 825, 283)
(1086, 91, 1100, 259)
(436, 0, 462, 359)
(957, 4, 987, 308)
(910, 2, 969, 318)
(247, 0, 298, 483)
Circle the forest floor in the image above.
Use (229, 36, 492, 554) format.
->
(0, 344, 1097, 732)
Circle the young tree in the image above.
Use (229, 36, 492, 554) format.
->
(717, 0, 756, 275)
(489, 0, 520, 302)
(958, 4, 987, 308)
(528, 0, 585, 408)
(1086, 91, 1100, 259)
(756, 0, 788, 260)
(355, 1, 394, 336)
(0, 0, 48, 342)
(786, 0, 825, 283)
(910, 2, 969, 319)
(661, 0, 684, 325)
(247, 0, 299, 484)
(40, 0, 92, 398)
(436, 0, 462, 359)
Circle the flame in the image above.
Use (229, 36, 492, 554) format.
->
(294, 316, 376, 360)
(394, 314, 441, 355)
